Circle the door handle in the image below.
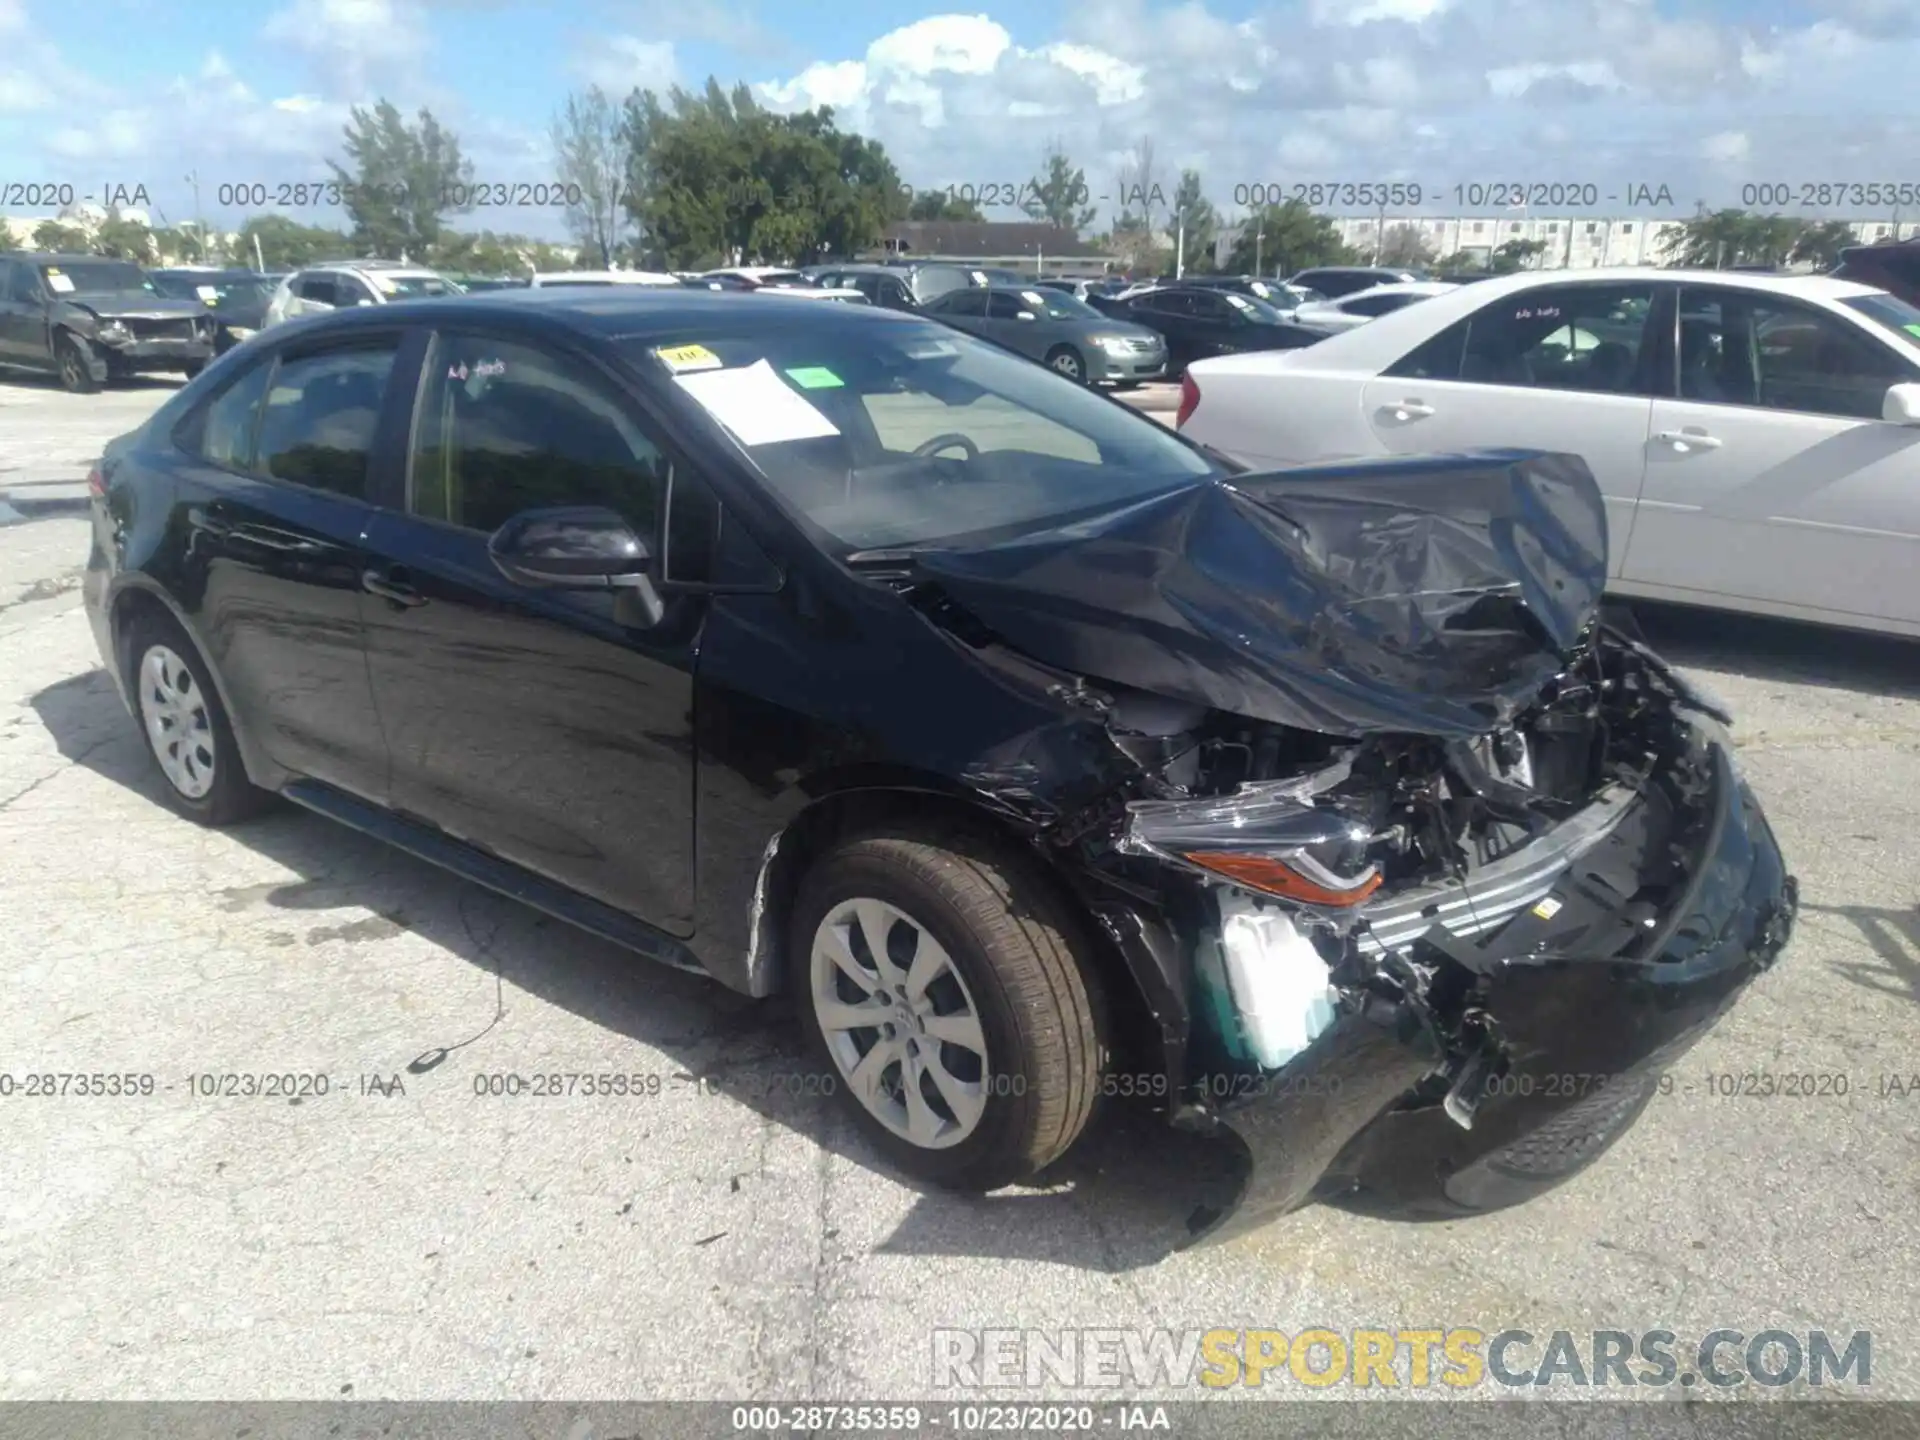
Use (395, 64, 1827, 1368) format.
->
(361, 568, 427, 607)
(186, 504, 233, 537)
(1385, 399, 1435, 420)
(1654, 428, 1722, 452)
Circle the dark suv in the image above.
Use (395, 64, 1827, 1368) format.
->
(0, 252, 214, 391)
(1286, 265, 1425, 299)
(82, 288, 1795, 1247)
(1833, 239, 1920, 307)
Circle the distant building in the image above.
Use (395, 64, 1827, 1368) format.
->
(872, 220, 1114, 275)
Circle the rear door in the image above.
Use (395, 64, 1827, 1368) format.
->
(926, 287, 990, 338)
(1129, 292, 1199, 371)
(0, 260, 53, 367)
(358, 325, 699, 933)
(1360, 279, 1663, 576)
(163, 330, 404, 798)
(1621, 285, 1920, 626)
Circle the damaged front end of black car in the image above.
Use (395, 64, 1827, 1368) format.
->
(883, 449, 1798, 1246)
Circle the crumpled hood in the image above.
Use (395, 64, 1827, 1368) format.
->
(905, 449, 1608, 738)
(60, 292, 206, 321)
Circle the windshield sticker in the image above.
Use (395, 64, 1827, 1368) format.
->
(1021, 291, 1047, 307)
(1227, 294, 1254, 309)
(785, 366, 844, 389)
(369, 274, 397, 294)
(1906, 323, 1920, 339)
(675, 359, 840, 446)
(903, 339, 958, 359)
(655, 343, 723, 374)
(47, 274, 76, 293)
(196, 285, 220, 303)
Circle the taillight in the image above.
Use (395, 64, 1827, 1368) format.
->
(1175, 373, 1200, 428)
(86, 465, 106, 500)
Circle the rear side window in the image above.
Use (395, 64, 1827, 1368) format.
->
(253, 345, 399, 497)
(192, 361, 275, 470)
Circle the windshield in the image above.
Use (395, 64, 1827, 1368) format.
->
(628, 321, 1216, 551)
(1842, 292, 1920, 347)
(39, 261, 151, 296)
(375, 273, 459, 297)
(153, 273, 272, 305)
(1020, 289, 1101, 321)
(1223, 292, 1287, 324)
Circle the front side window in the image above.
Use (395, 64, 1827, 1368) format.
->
(1388, 283, 1656, 394)
(933, 288, 987, 317)
(1679, 288, 1916, 419)
(628, 319, 1216, 552)
(253, 344, 399, 497)
(409, 333, 667, 539)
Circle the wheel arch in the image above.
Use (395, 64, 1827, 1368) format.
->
(739, 780, 1168, 1081)
(108, 578, 278, 789)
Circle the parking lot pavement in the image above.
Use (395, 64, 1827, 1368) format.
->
(3, 390, 1919, 1404)
(0, 375, 183, 493)
(1115, 380, 1181, 414)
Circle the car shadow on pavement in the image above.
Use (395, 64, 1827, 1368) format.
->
(31, 666, 1238, 1272)
(1802, 901, 1920, 1012)
(1623, 600, 1920, 701)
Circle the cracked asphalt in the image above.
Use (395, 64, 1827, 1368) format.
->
(2, 376, 1918, 1404)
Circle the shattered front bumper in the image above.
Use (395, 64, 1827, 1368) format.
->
(1174, 728, 1798, 1248)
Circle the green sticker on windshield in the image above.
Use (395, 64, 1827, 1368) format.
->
(1906, 323, 1920, 339)
(786, 366, 844, 389)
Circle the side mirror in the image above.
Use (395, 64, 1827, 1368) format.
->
(355, 298, 375, 307)
(1016, 311, 1037, 321)
(488, 505, 664, 622)
(1883, 382, 1920, 426)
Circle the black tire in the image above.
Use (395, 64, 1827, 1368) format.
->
(55, 333, 99, 393)
(1044, 346, 1087, 384)
(792, 829, 1105, 1191)
(123, 614, 275, 826)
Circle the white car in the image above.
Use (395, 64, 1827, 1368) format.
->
(697, 266, 810, 288)
(1290, 280, 1457, 332)
(262, 261, 461, 328)
(1179, 266, 1920, 637)
(755, 285, 870, 303)
(529, 269, 681, 287)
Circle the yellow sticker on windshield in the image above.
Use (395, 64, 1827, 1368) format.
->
(656, 343, 723, 373)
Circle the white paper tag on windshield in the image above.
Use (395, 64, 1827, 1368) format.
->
(196, 285, 219, 302)
(674, 359, 840, 446)
(47, 274, 75, 293)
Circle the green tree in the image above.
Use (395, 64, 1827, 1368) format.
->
(620, 79, 906, 268)
(1169, 169, 1219, 273)
(1022, 142, 1097, 234)
(236, 214, 352, 269)
(907, 188, 984, 221)
(93, 216, 153, 261)
(1377, 221, 1436, 268)
(1223, 200, 1355, 276)
(429, 230, 535, 275)
(31, 221, 90, 251)
(328, 99, 475, 260)
(1791, 219, 1856, 270)
(551, 85, 630, 269)
(1662, 208, 1804, 268)
(1490, 237, 1548, 273)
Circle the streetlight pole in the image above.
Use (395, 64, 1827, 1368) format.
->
(1254, 215, 1263, 277)
(184, 171, 205, 261)
(1175, 206, 1185, 279)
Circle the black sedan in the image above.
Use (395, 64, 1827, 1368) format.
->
(1092, 285, 1333, 376)
(82, 289, 1796, 1244)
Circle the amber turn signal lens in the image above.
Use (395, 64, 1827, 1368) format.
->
(1182, 851, 1382, 906)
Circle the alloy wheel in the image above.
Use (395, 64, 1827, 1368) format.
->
(137, 644, 217, 800)
(809, 896, 990, 1149)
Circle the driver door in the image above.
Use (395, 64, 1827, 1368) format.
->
(358, 325, 699, 933)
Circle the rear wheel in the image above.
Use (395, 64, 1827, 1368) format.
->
(126, 615, 275, 826)
(55, 333, 99, 393)
(793, 830, 1105, 1190)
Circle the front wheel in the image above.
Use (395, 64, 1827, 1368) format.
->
(55, 333, 99, 393)
(1045, 346, 1087, 384)
(792, 831, 1105, 1191)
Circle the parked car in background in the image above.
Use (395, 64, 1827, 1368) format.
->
(1094, 284, 1333, 376)
(449, 275, 530, 291)
(78, 287, 1798, 1246)
(262, 261, 462, 329)
(919, 282, 1166, 385)
(1178, 267, 1920, 637)
(529, 270, 681, 288)
(1291, 281, 1458, 333)
(696, 267, 812, 289)
(1833, 238, 1920, 308)
(756, 285, 870, 303)
(1032, 277, 1125, 303)
(147, 268, 284, 354)
(807, 262, 981, 310)
(0, 252, 214, 391)
(1182, 275, 1323, 309)
(1286, 265, 1425, 299)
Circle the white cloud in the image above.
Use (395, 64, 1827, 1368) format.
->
(1701, 130, 1751, 164)
(1037, 42, 1146, 105)
(261, 0, 429, 96)
(578, 35, 679, 95)
(1311, 0, 1453, 25)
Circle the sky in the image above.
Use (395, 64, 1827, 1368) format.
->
(1, 0, 1916, 243)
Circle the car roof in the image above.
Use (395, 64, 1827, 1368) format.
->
(4, 252, 132, 265)
(262, 286, 929, 342)
(1326, 281, 1459, 301)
